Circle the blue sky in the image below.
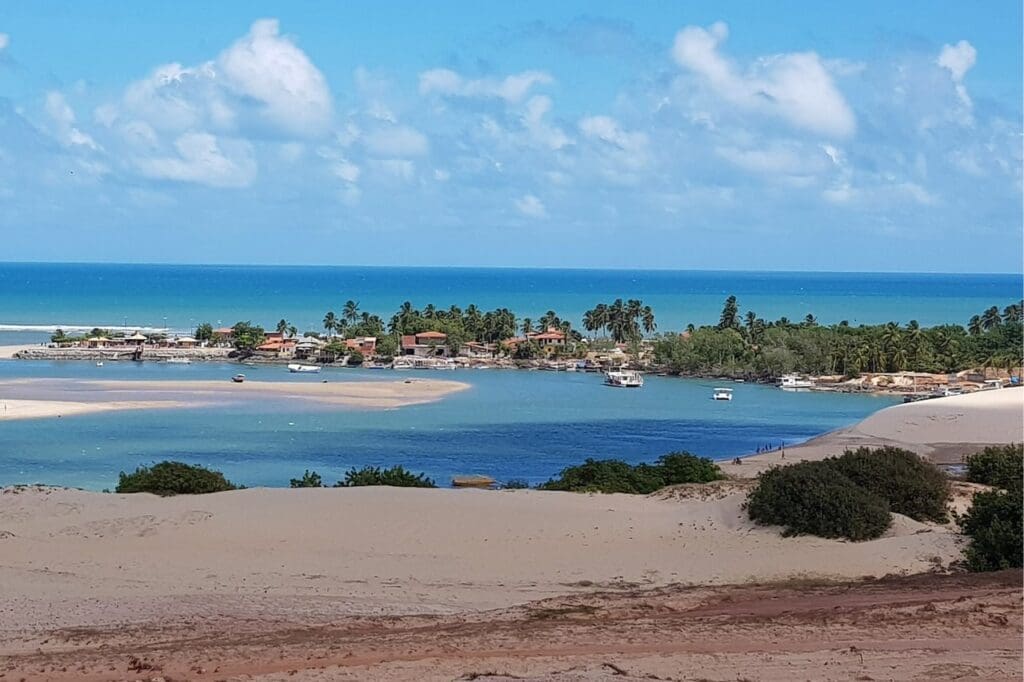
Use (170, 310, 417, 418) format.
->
(1, 1, 1021, 271)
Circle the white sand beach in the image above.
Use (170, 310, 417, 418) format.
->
(0, 377, 470, 420)
(721, 387, 1024, 475)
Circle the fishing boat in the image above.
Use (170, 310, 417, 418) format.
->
(779, 374, 815, 390)
(287, 363, 321, 373)
(231, 373, 246, 383)
(604, 369, 644, 388)
(712, 387, 734, 401)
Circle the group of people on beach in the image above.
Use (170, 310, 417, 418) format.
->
(755, 443, 784, 454)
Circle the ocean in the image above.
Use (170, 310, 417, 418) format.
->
(0, 263, 1021, 336)
(0, 263, 1020, 490)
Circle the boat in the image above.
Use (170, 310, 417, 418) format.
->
(166, 357, 191, 364)
(392, 357, 414, 370)
(712, 387, 734, 401)
(779, 374, 815, 390)
(288, 363, 321, 373)
(604, 369, 644, 388)
(452, 475, 496, 489)
(231, 374, 246, 383)
(95, 361, 103, 367)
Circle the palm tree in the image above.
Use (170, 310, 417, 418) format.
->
(980, 306, 1002, 331)
(582, 309, 598, 337)
(968, 315, 983, 336)
(594, 304, 609, 338)
(343, 300, 360, 325)
(803, 314, 817, 327)
(718, 296, 739, 330)
(641, 306, 656, 335)
(288, 325, 297, 338)
(521, 318, 533, 336)
(744, 311, 757, 337)
(1002, 302, 1022, 323)
(276, 319, 289, 336)
(323, 312, 337, 338)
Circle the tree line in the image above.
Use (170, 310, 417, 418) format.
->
(654, 297, 1023, 378)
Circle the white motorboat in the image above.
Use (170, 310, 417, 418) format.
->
(779, 374, 815, 390)
(712, 387, 734, 401)
(288, 363, 322, 373)
(604, 369, 644, 388)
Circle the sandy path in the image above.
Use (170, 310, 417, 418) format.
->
(1, 570, 1018, 681)
(0, 344, 36, 359)
(722, 387, 1024, 476)
(0, 377, 470, 420)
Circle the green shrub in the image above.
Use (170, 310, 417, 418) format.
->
(829, 446, 950, 523)
(959, 486, 1023, 571)
(116, 461, 237, 496)
(746, 461, 892, 541)
(657, 452, 725, 485)
(334, 465, 436, 488)
(289, 470, 324, 488)
(346, 350, 364, 366)
(964, 444, 1023, 490)
(539, 458, 665, 494)
(502, 479, 530, 489)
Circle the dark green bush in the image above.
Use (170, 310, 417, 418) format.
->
(829, 446, 950, 523)
(538, 458, 665, 494)
(657, 452, 726, 485)
(346, 350, 364, 366)
(334, 465, 436, 488)
(539, 453, 725, 494)
(964, 444, 1023, 490)
(958, 485, 1023, 571)
(289, 470, 324, 488)
(502, 479, 530, 489)
(116, 461, 237, 496)
(746, 461, 892, 541)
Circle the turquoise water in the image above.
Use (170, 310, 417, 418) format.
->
(1, 263, 1020, 334)
(2, 262, 1014, 490)
(0, 360, 896, 490)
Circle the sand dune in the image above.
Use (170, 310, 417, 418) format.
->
(722, 387, 1024, 475)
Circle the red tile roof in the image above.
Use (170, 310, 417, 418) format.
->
(415, 331, 448, 339)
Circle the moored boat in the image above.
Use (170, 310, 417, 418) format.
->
(288, 363, 322, 373)
(231, 373, 246, 383)
(712, 387, 734, 401)
(779, 374, 815, 390)
(604, 369, 644, 388)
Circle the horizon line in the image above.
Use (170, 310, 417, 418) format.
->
(1, 260, 1022, 278)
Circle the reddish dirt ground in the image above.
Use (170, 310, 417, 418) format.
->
(1, 570, 1020, 681)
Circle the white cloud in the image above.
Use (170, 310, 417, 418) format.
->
(419, 68, 553, 103)
(715, 143, 829, 176)
(135, 132, 256, 188)
(331, 159, 361, 183)
(44, 91, 100, 150)
(523, 95, 571, 150)
(515, 193, 547, 218)
(217, 19, 332, 135)
(363, 125, 429, 157)
(0, 33, 9, 51)
(671, 22, 855, 138)
(937, 40, 977, 110)
(578, 115, 650, 182)
(372, 159, 416, 181)
(433, 169, 450, 182)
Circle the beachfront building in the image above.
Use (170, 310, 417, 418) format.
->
(256, 332, 297, 358)
(212, 327, 235, 347)
(504, 327, 570, 357)
(126, 332, 148, 346)
(346, 336, 377, 355)
(401, 331, 450, 357)
(460, 341, 497, 359)
(294, 336, 326, 360)
(85, 336, 109, 348)
(174, 336, 198, 348)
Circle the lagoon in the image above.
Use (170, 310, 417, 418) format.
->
(0, 359, 896, 490)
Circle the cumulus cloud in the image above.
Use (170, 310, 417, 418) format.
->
(100, 19, 331, 138)
(419, 68, 553, 102)
(44, 91, 100, 150)
(937, 40, 977, 109)
(671, 22, 855, 138)
(217, 19, 332, 135)
(578, 115, 650, 182)
(0, 33, 8, 51)
(515, 193, 547, 218)
(135, 132, 256, 188)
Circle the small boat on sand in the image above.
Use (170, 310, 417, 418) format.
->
(288, 363, 321, 373)
(231, 374, 246, 383)
(452, 475, 496, 489)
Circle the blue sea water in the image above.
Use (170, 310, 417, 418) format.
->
(0, 262, 1021, 334)
(0, 263, 1019, 490)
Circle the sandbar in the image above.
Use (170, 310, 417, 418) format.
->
(0, 377, 471, 420)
